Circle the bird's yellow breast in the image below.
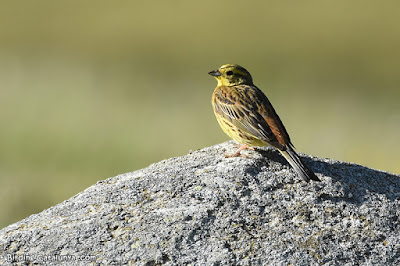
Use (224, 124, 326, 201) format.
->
(211, 89, 269, 147)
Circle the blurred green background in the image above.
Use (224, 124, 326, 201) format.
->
(1, 1, 399, 229)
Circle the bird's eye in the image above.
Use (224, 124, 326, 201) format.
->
(226, 71, 234, 76)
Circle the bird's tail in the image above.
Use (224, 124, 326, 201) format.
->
(279, 146, 320, 182)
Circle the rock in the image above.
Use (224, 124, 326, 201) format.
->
(1, 141, 399, 265)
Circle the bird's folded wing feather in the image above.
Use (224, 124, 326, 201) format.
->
(213, 85, 286, 149)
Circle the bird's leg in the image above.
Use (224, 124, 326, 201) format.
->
(225, 144, 255, 158)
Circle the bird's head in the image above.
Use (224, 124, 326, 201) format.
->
(208, 64, 253, 86)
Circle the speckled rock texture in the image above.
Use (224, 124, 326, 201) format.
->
(1, 141, 399, 265)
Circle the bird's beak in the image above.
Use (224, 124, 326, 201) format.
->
(208, 69, 221, 77)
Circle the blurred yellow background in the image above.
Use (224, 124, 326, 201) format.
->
(1, 1, 399, 228)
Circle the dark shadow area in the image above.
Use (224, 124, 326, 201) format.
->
(246, 146, 400, 203)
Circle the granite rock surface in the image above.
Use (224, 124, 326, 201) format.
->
(1, 141, 399, 265)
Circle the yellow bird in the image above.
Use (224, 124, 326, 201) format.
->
(209, 64, 320, 182)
